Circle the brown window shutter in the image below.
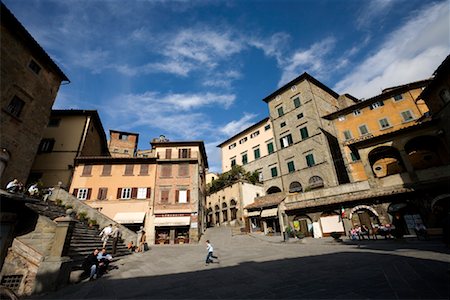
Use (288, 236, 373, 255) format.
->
(178, 149, 182, 158)
(187, 190, 190, 202)
(103, 188, 108, 200)
(117, 188, 122, 199)
(146, 187, 151, 199)
(82, 165, 92, 176)
(102, 165, 111, 176)
(166, 149, 172, 159)
(73, 188, 78, 197)
(87, 188, 92, 200)
(187, 149, 191, 158)
(131, 188, 138, 199)
(161, 190, 169, 203)
(175, 190, 179, 203)
(97, 188, 102, 200)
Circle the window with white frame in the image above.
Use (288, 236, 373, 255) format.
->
(137, 187, 147, 199)
(121, 188, 132, 199)
(239, 137, 248, 144)
(343, 130, 352, 140)
(353, 109, 361, 116)
(178, 190, 188, 203)
(338, 115, 346, 121)
(280, 134, 293, 148)
(369, 101, 384, 109)
(359, 125, 369, 135)
(401, 110, 414, 122)
(228, 143, 236, 149)
(379, 118, 391, 129)
(77, 188, 89, 200)
(250, 131, 260, 138)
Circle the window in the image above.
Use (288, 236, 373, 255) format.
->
(254, 148, 260, 159)
(350, 150, 360, 162)
(161, 164, 172, 177)
(179, 148, 191, 158)
(297, 113, 304, 119)
(178, 163, 189, 177)
(250, 131, 260, 138)
(177, 190, 190, 203)
(228, 143, 236, 150)
(161, 190, 169, 203)
(137, 187, 147, 199)
(280, 122, 286, 128)
(121, 188, 132, 199)
(359, 125, 369, 135)
(165, 148, 172, 159)
(124, 164, 134, 175)
(277, 106, 284, 117)
(287, 161, 295, 173)
(38, 139, 55, 153)
(393, 94, 403, 101)
(77, 188, 91, 200)
(343, 130, 352, 140)
(48, 118, 61, 127)
(289, 182, 303, 193)
(102, 165, 111, 176)
(293, 97, 301, 108)
(264, 124, 271, 131)
(140, 164, 149, 175)
(28, 60, 41, 75)
(401, 110, 414, 122)
(271, 166, 278, 178)
(379, 118, 391, 129)
(353, 110, 361, 116)
(291, 85, 297, 91)
(97, 188, 108, 200)
(369, 101, 384, 109)
(309, 176, 324, 188)
(6, 96, 25, 118)
(280, 134, 293, 148)
(300, 127, 309, 140)
(338, 115, 346, 121)
(231, 158, 236, 167)
(242, 153, 248, 165)
(306, 154, 315, 167)
(267, 142, 274, 154)
(239, 137, 248, 144)
(119, 134, 128, 141)
(82, 165, 92, 176)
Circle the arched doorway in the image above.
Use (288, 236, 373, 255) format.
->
(206, 208, 213, 227)
(368, 146, 405, 177)
(289, 181, 303, 193)
(222, 202, 228, 223)
(387, 202, 424, 237)
(267, 186, 281, 194)
(319, 211, 344, 237)
(349, 205, 380, 230)
(308, 176, 324, 189)
(404, 136, 448, 170)
(214, 205, 220, 225)
(230, 199, 237, 221)
(293, 215, 312, 237)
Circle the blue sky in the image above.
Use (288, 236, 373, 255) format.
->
(4, 0, 449, 173)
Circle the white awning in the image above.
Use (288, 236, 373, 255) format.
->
(247, 211, 261, 217)
(154, 216, 191, 227)
(113, 212, 146, 224)
(261, 207, 278, 218)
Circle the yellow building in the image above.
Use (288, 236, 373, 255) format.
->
(323, 80, 430, 182)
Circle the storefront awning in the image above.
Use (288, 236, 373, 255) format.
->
(261, 207, 278, 218)
(113, 212, 146, 224)
(247, 211, 261, 217)
(154, 216, 191, 226)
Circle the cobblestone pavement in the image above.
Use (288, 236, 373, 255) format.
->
(34, 227, 449, 299)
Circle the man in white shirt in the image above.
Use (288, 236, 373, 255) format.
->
(99, 224, 113, 248)
(205, 240, 219, 265)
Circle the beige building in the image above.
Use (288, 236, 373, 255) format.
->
(29, 110, 110, 188)
(0, 3, 69, 187)
(205, 171, 219, 186)
(108, 130, 139, 158)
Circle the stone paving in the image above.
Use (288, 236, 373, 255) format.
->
(33, 227, 449, 299)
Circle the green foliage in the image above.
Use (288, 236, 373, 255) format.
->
(55, 199, 62, 206)
(77, 211, 87, 222)
(88, 219, 97, 226)
(65, 204, 73, 209)
(207, 165, 261, 194)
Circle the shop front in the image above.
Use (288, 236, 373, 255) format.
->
(261, 207, 280, 235)
(113, 211, 146, 232)
(154, 214, 191, 244)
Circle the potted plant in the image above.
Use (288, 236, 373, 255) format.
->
(88, 219, 97, 228)
(77, 211, 87, 223)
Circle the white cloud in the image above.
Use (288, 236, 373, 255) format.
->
(220, 113, 257, 136)
(334, 1, 450, 98)
(356, 0, 396, 29)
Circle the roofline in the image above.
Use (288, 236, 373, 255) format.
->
(150, 140, 209, 168)
(1, 2, 69, 82)
(75, 156, 157, 165)
(323, 79, 431, 120)
(109, 129, 140, 136)
(216, 117, 270, 148)
(262, 72, 339, 103)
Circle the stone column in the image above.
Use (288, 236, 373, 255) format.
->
(50, 216, 76, 257)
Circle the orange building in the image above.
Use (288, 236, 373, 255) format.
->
(323, 80, 430, 182)
(108, 130, 139, 157)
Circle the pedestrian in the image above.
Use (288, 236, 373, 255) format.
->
(137, 230, 147, 252)
(111, 224, 121, 255)
(136, 226, 144, 248)
(205, 240, 219, 265)
(99, 224, 113, 248)
(96, 248, 113, 276)
(82, 248, 100, 281)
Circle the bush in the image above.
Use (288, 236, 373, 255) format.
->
(77, 211, 87, 222)
(88, 219, 97, 226)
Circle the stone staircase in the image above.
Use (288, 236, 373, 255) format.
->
(25, 201, 131, 265)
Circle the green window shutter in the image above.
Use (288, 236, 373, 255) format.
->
(300, 127, 309, 140)
(271, 167, 278, 177)
(287, 161, 295, 173)
(306, 154, 315, 167)
(293, 97, 301, 108)
(277, 107, 284, 117)
(267, 142, 274, 154)
(242, 154, 248, 165)
(254, 148, 260, 159)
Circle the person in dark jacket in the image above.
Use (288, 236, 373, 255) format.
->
(82, 248, 100, 280)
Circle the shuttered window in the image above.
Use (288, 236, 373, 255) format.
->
(178, 163, 189, 177)
(97, 188, 108, 200)
(165, 149, 172, 159)
(124, 165, 134, 175)
(82, 165, 92, 176)
(161, 190, 169, 203)
(140, 164, 149, 175)
(101, 165, 111, 176)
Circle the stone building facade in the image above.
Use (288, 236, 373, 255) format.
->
(0, 3, 69, 187)
(108, 130, 139, 158)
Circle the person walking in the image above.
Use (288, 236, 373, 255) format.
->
(137, 230, 147, 252)
(205, 240, 219, 265)
(99, 224, 113, 248)
(111, 224, 121, 255)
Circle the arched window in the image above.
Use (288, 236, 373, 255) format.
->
(368, 146, 404, 178)
(230, 200, 237, 220)
(267, 186, 282, 194)
(289, 181, 303, 193)
(222, 202, 228, 222)
(404, 135, 447, 170)
(308, 176, 324, 189)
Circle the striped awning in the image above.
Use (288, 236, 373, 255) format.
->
(261, 207, 278, 218)
(113, 212, 146, 224)
(247, 211, 261, 217)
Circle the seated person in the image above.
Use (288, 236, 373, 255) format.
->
(350, 228, 358, 240)
(6, 179, 23, 193)
(97, 248, 113, 276)
(127, 241, 136, 252)
(28, 183, 39, 196)
(360, 225, 370, 239)
(82, 248, 99, 281)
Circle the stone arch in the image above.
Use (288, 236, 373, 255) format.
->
(404, 135, 448, 170)
(368, 146, 405, 178)
(230, 199, 238, 220)
(289, 181, 303, 193)
(222, 202, 228, 222)
(266, 186, 282, 194)
(292, 215, 313, 237)
(214, 205, 220, 225)
(349, 205, 380, 229)
(308, 176, 324, 189)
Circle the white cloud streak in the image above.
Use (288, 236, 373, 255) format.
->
(219, 113, 257, 136)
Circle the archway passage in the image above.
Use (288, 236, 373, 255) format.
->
(368, 146, 405, 177)
(350, 207, 380, 230)
(293, 215, 312, 237)
(430, 194, 450, 229)
(206, 208, 213, 227)
(267, 186, 282, 194)
(289, 181, 303, 193)
(214, 205, 220, 225)
(222, 202, 228, 222)
(405, 135, 448, 170)
(230, 199, 237, 220)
